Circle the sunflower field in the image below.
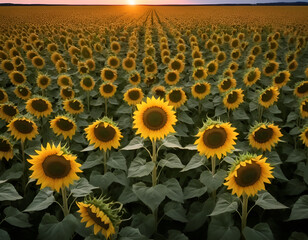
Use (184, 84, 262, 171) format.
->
(0, 5, 308, 240)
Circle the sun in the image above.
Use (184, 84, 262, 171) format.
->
(128, 0, 136, 5)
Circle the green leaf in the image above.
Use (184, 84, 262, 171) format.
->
(288, 195, 308, 221)
(119, 227, 148, 240)
(70, 178, 98, 198)
(178, 111, 194, 124)
(0, 183, 22, 201)
(164, 202, 187, 223)
(38, 214, 78, 240)
(183, 144, 197, 150)
(256, 191, 288, 210)
(243, 223, 274, 240)
(80, 150, 102, 170)
(287, 112, 298, 122)
(121, 137, 144, 150)
(128, 157, 155, 178)
(107, 151, 127, 172)
(214, 105, 226, 117)
(200, 169, 227, 193)
(286, 149, 307, 163)
(207, 213, 240, 240)
(158, 153, 184, 169)
(0, 229, 10, 240)
(232, 108, 249, 120)
(162, 135, 183, 149)
(0, 163, 23, 181)
(4, 206, 32, 228)
(181, 153, 204, 172)
(132, 182, 166, 212)
(268, 105, 281, 114)
(304, 164, 308, 185)
(131, 213, 155, 237)
(210, 193, 239, 216)
(289, 232, 308, 240)
(24, 188, 55, 212)
(168, 230, 189, 240)
(163, 178, 184, 203)
(81, 145, 95, 152)
(118, 187, 138, 204)
(183, 179, 207, 199)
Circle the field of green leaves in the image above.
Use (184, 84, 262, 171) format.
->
(0, 5, 308, 240)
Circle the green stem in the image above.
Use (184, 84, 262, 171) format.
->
(198, 101, 202, 115)
(227, 108, 230, 121)
(211, 155, 216, 199)
(87, 91, 90, 112)
(103, 150, 108, 174)
(104, 98, 108, 116)
(241, 193, 249, 232)
(152, 139, 157, 186)
(258, 105, 263, 122)
(21, 140, 28, 193)
(61, 186, 69, 217)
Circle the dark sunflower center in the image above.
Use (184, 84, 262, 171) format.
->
(112, 44, 119, 51)
(80, 66, 88, 73)
(104, 70, 115, 80)
(39, 77, 49, 86)
(69, 100, 81, 111)
(42, 154, 71, 179)
(13, 72, 25, 83)
(195, 84, 206, 94)
(3, 105, 17, 116)
(208, 63, 216, 73)
(34, 57, 43, 66)
(232, 51, 239, 58)
(147, 63, 156, 72)
(171, 61, 181, 70)
(270, 42, 277, 49)
(218, 53, 225, 61)
(13, 119, 34, 134)
(254, 127, 273, 143)
(125, 59, 133, 68)
(155, 89, 165, 98)
(194, 60, 203, 67)
(169, 90, 182, 103)
(4, 62, 14, 71)
(130, 74, 139, 83)
(297, 83, 308, 94)
(234, 162, 261, 187)
(0, 139, 11, 152)
(83, 77, 93, 87)
(247, 71, 257, 82)
(230, 64, 236, 70)
(62, 88, 73, 97)
(303, 101, 308, 112)
(167, 72, 177, 82)
(128, 90, 140, 100)
(252, 47, 260, 55)
(103, 84, 113, 93)
(0, 90, 4, 101)
(266, 52, 275, 60)
(61, 77, 70, 86)
(143, 107, 168, 130)
(305, 130, 308, 139)
(32, 99, 48, 112)
(261, 90, 273, 102)
(289, 62, 296, 70)
(94, 123, 116, 142)
(56, 118, 74, 131)
(202, 126, 227, 149)
(274, 73, 286, 84)
(265, 63, 275, 74)
(18, 87, 29, 96)
(227, 91, 238, 104)
(195, 69, 204, 78)
(110, 58, 118, 67)
(86, 207, 110, 230)
(221, 79, 231, 90)
(16, 64, 25, 72)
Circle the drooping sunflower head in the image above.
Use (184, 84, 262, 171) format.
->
(165, 70, 180, 85)
(50, 115, 77, 140)
(123, 87, 144, 106)
(28, 143, 82, 192)
(85, 117, 123, 151)
(206, 60, 219, 75)
(193, 67, 208, 81)
(195, 118, 238, 159)
(169, 59, 185, 73)
(258, 86, 280, 108)
(133, 97, 177, 141)
(0, 135, 14, 161)
(191, 82, 211, 100)
(7, 115, 38, 142)
(152, 85, 166, 99)
(80, 75, 95, 91)
(0, 102, 19, 122)
(243, 68, 261, 87)
(288, 59, 298, 72)
(218, 77, 237, 93)
(300, 98, 308, 118)
(228, 61, 239, 73)
(294, 80, 308, 98)
(99, 83, 117, 99)
(272, 70, 291, 88)
(32, 56, 45, 69)
(14, 85, 31, 100)
(26, 96, 53, 118)
(300, 124, 308, 147)
(248, 122, 282, 151)
(223, 88, 244, 110)
(36, 73, 51, 90)
(101, 68, 117, 83)
(263, 61, 279, 77)
(107, 56, 120, 69)
(9, 71, 27, 86)
(77, 195, 124, 238)
(224, 153, 274, 197)
(122, 57, 136, 71)
(166, 88, 187, 109)
(63, 98, 84, 115)
(128, 71, 141, 85)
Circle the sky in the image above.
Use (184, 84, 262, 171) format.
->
(0, 0, 307, 4)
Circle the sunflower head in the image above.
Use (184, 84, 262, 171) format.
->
(193, 58, 205, 68)
(169, 59, 185, 73)
(99, 83, 117, 99)
(57, 74, 73, 88)
(56, 60, 68, 73)
(101, 68, 117, 82)
(206, 60, 218, 75)
(166, 88, 187, 109)
(218, 77, 237, 93)
(216, 51, 226, 63)
(288, 59, 298, 72)
(9, 71, 26, 86)
(80, 75, 95, 91)
(195, 118, 238, 159)
(300, 98, 308, 118)
(51, 52, 63, 64)
(243, 68, 261, 86)
(223, 88, 244, 110)
(258, 86, 279, 108)
(253, 33, 262, 43)
(128, 71, 141, 85)
(224, 153, 274, 197)
(14, 85, 32, 100)
(81, 46, 92, 59)
(0, 135, 14, 161)
(85, 59, 96, 71)
(63, 98, 84, 115)
(110, 41, 121, 54)
(0, 88, 8, 104)
(123, 88, 144, 106)
(165, 70, 180, 85)
(85, 117, 123, 151)
(37, 74, 51, 89)
(193, 67, 208, 81)
(300, 124, 308, 147)
(191, 82, 211, 100)
(107, 56, 120, 69)
(122, 57, 136, 71)
(264, 50, 276, 61)
(1, 60, 15, 73)
(294, 80, 308, 98)
(228, 61, 239, 73)
(7, 115, 38, 142)
(152, 86, 166, 99)
(28, 143, 82, 192)
(273, 70, 290, 88)
(162, 56, 171, 65)
(231, 49, 241, 60)
(32, 56, 45, 69)
(50, 115, 77, 140)
(0, 102, 19, 122)
(248, 122, 282, 151)
(60, 87, 75, 100)
(26, 96, 53, 118)
(263, 61, 279, 77)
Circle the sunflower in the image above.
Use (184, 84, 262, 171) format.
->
(228, 62, 239, 73)
(50, 115, 77, 140)
(152, 86, 166, 99)
(133, 97, 177, 141)
(80, 75, 95, 91)
(193, 58, 205, 68)
(7, 116, 38, 142)
(123, 88, 144, 106)
(78, 62, 89, 74)
(263, 61, 279, 77)
(128, 72, 141, 85)
(57, 75, 73, 87)
(0, 136, 13, 161)
(231, 49, 241, 60)
(0, 88, 8, 104)
(28, 143, 82, 192)
(223, 69, 233, 78)
(305, 68, 308, 78)
(300, 125, 308, 147)
(300, 98, 308, 118)
(218, 77, 237, 93)
(168, 59, 185, 73)
(243, 68, 261, 86)
(101, 68, 117, 82)
(99, 83, 117, 99)
(288, 59, 298, 72)
(264, 50, 277, 61)
(250, 45, 262, 56)
(145, 62, 158, 75)
(223, 89, 244, 110)
(248, 122, 282, 151)
(26, 97, 53, 118)
(60, 87, 75, 100)
(14, 85, 31, 100)
(37, 74, 51, 89)
(166, 88, 187, 109)
(63, 99, 84, 115)
(9, 71, 27, 86)
(224, 153, 274, 197)
(216, 51, 227, 63)
(55, 60, 68, 73)
(193, 67, 208, 81)
(191, 82, 211, 100)
(206, 60, 218, 75)
(162, 56, 171, 65)
(32, 56, 45, 69)
(1, 60, 15, 73)
(107, 56, 120, 69)
(77, 196, 123, 238)
(259, 86, 279, 108)
(272, 70, 290, 88)
(81, 46, 92, 59)
(110, 41, 121, 54)
(195, 119, 238, 159)
(85, 117, 122, 151)
(246, 55, 256, 68)
(27, 50, 38, 60)
(165, 70, 180, 85)
(0, 103, 19, 122)
(294, 81, 308, 98)
(122, 57, 136, 71)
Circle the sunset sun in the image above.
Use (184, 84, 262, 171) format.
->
(128, 0, 136, 5)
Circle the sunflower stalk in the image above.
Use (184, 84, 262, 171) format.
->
(258, 105, 263, 122)
(86, 91, 90, 112)
(198, 100, 202, 115)
(151, 139, 157, 186)
(241, 193, 249, 232)
(211, 155, 217, 199)
(21, 140, 28, 193)
(104, 98, 108, 116)
(103, 150, 108, 174)
(61, 186, 69, 217)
